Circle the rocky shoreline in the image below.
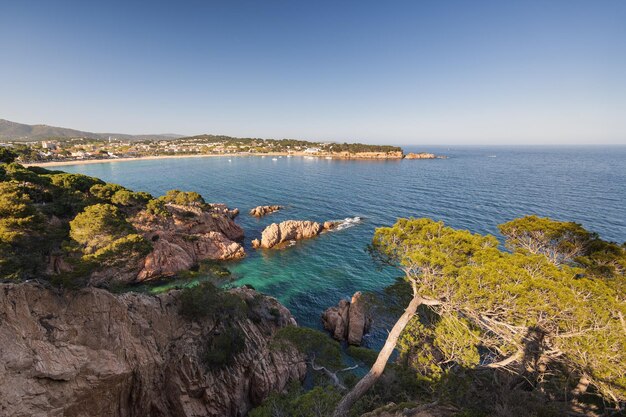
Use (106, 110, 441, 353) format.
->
(0, 283, 306, 417)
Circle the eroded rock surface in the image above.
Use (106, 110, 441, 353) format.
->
(130, 203, 245, 282)
(322, 291, 372, 345)
(254, 220, 324, 249)
(0, 283, 306, 417)
(250, 205, 282, 217)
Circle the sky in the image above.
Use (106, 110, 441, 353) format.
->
(1, 0, 625, 145)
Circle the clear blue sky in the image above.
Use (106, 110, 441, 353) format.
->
(1, 0, 624, 144)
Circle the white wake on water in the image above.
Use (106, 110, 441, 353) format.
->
(331, 216, 362, 231)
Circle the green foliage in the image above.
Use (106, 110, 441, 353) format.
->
(576, 238, 626, 278)
(90, 183, 126, 200)
(371, 218, 498, 294)
(110, 189, 152, 206)
(83, 233, 152, 267)
(249, 385, 342, 417)
(499, 215, 592, 265)
(159, 189, 205, 206)
(69, 204, 134, 253)
(204, 325, 245, 368)
(373, 217, 626, 407)
(145, 198, 170, 216)
(346, 346, 378, 366)
(0, 182, 45, 280)
(2, 162, 52, 185)
(272, 326, 342, 369)
(46, 172, 104, 193)
(0, 147, 18, 163)
(326, 142, 402, 153)
(179, 281, 247, 320)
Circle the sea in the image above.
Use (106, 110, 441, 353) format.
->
(59, 145, 626, 347)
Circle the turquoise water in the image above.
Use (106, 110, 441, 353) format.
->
(60, 146, 626, 344)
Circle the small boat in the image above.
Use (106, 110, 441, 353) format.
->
(287, 155, 293, 158)
(272, 158, 278, 161)
(487, 155, 497, 158)
(325, 156, 332, 160)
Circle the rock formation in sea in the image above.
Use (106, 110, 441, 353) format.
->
(252, 219, 336, 249)
(249, 205, 282, 217)
(404, 152, 436, 159)
(0, 283, 306, 417)
(126, 203, 244, 283)
(322, 291, 372, 345)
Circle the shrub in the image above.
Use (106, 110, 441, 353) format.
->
(146, 198, 170, 217)
(90, 183, 126, 200)
(272, 326, 342, 369)
(179, 281, 247, 320)
(0, 147, 18, 163)
(69, 204, 134, 253)
(204, 325, 245, 368)
(159, 189, 205, 206)
(47, 173, 104, 193)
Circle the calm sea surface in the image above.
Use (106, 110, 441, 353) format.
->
(60, 146, 626, 344)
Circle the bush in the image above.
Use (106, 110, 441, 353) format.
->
(84, 234, 152, 266)
(204, 325, 245, 368)
(47, 173, 104, 193)
(272, 326, 342, 369)
(179, 281, 247, 320)
(0, 147, 18, 163)
(69, 204, 134, 253)
(159, 189, 205, 206)
(145, 199, 170, 217)
(90, 183, 126, 200)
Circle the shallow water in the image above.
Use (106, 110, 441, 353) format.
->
(60, 145, 626, 345)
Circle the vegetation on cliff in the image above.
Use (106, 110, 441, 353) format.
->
(0, 158, 227, 285)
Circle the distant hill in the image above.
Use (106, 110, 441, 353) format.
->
(0, 119, 183, 142)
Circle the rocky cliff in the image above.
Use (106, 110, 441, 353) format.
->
(0, 283, 306, 417)
(130, 203, 245, 282)
(322, 291, 372, 345)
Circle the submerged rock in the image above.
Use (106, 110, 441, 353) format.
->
(250, 205, 282, 217)
(0, 283, 306, 417)
(322, 291, 372, 345)
(254, 220, 323, 249)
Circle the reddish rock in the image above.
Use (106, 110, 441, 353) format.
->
(249, 205, 282, 217)
(256, 220, 323, 249)
(322, 291, 372, 346)
(130, 203, 245, 282)
(0, 283, 306, 417)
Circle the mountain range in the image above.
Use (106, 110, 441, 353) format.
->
(0, 118, 183, 142)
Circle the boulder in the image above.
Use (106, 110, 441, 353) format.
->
(250, 205, 282, 217)
(322, 291, 372, 345)
(255, 220, 323, 249)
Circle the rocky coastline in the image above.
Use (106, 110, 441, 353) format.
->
(0, 283, 306, 417)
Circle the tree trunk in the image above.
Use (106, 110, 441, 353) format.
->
(332, 295, 424, 417)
